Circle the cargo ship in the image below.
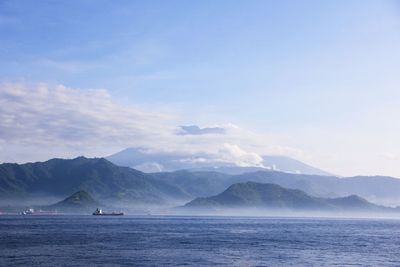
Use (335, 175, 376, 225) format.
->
(92, 208, 124, 216)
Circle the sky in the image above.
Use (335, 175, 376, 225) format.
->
(1, 0, 400, 177)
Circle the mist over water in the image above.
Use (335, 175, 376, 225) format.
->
(171, 208, 400, 220)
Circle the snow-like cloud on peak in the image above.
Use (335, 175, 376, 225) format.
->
(169, 143, 265, 167)
(216, 143, 264, 167)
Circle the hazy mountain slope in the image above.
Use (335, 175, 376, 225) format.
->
(229, 171, 338, 197)
(106, 148, 185, 172)
(262, 155, 332, 176)
(0, 157, 189, 205)
(337, 176, 400, 206)
(152, 170, 337, 200)
(150, 171, 232, 197)
(184, 182, 391, 213)
(106, 147, 332, 175)
(185, 166, 271, 175)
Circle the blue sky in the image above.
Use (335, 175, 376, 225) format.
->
(1, 0, 400, 176)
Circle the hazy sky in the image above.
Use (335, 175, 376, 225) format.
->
(1, 0, 400, 177)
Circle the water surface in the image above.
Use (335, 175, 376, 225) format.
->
(1, 215, 399, 266)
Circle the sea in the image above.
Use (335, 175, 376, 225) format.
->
(1, 215, 400, 266)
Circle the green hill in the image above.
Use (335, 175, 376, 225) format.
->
(151, 170, 400, 207)
(184, 181, 393, 213)
(48, 190, 99, 212)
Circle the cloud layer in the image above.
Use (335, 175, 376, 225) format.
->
(2, 82, 400, 177)
(1, 82, 294, 165)
(177, 125, 226, 135)
(0, 82, 179, 161)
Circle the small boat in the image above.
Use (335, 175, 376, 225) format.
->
(21, 208, 58, 215)
(21, 208, 35, 215)
(92, 208, 124, 216)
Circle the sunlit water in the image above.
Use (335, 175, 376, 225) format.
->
(1, 215, 400, 266)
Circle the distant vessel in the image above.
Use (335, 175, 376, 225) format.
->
(21, 208, 35, 215)
(21, 208, 58, 215)
(92, 208, 124, 216)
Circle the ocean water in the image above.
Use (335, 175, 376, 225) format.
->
(1, 216, 400, 266)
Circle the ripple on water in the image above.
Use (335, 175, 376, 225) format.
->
(0, 216, 400, 266)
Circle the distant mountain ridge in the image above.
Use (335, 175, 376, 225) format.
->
(106, 147, 332, 176)
(2, 156, 400, 209)
(184, 182, 393, 213)
(151, 170, 400, 207)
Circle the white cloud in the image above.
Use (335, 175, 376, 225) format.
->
(176, 123, 240, 136)
(9, 82, 399, 177)
(215, 143, 264, 167)
(177, 125, 226, 135)
(170, 143, 265, 167)
(0, 82, 176, 161)
(0, 82, 305, 168)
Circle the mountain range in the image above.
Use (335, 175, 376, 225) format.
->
(1, 156, 400, 214)
(151, 170, 400, 207)
(0, 157, 189, 206)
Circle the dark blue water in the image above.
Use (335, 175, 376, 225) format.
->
(1, 216, 400, 266)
